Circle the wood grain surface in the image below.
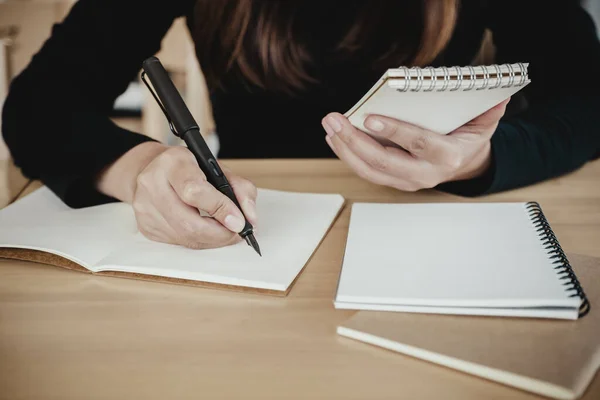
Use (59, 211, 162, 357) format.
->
(1, 158, 599, 399)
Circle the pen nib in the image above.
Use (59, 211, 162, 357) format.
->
(244, 233, 261, 256)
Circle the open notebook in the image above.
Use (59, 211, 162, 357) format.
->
(334, 202, 590, 320)
(0, 186, 345, 295)
(344, 63, 530, 137)
(337, 254, 600, 400)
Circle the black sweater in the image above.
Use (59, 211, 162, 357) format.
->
(3, 0, 600, 208)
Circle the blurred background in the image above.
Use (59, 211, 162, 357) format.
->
(0, 0, 599, 205)
(0, 0, 218, 159)
(0, 0, 219, 205)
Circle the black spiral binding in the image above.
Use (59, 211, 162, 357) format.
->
(525, 202, 590, 318)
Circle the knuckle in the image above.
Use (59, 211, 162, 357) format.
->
(161, 146, 192, 166)
(234, 177, 257, 197)
(136, 172, 153, 191)
(409, 135, 428, 153)
(215, 197, 231, 217)
(159, 147, 179, 163)
(385, 123, 401, 140)
(443, 153, 463, 170)
(206, 193, 230, 218)
(181, 182, 205, 204)
(366, 156, 389, 172)
(339, 129, 354, 146)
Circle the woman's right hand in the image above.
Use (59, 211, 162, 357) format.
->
(97, 142, 258, 249)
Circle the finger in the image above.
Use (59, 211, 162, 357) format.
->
(157, 183, 240, 247)
(361, 113, 454, 161)
(469, 98, 510, 127)
(135, 169, 239, 248)
(133, 201, 178, 243)
(223, 169, 258, 226)
(165, 152, 248, 234)
(455, 98, 510, 138)
(325, 135, 423, 192)
(322, 113, 423, 178)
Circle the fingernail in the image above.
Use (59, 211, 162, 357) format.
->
(224, 214, 245, 232)
(365, 118, 385, 132)
(244, 198, 257, 223)
(327, 115, 343, 133)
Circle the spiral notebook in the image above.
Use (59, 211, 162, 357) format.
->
(337, 254, 600, 400)
(334, 202, 590, 320)
(345, 63, 530, 135)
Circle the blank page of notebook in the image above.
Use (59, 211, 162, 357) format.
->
(334, 203, 580, 316)
(96, 189, 345, 291)
(0, 187, 345, 293)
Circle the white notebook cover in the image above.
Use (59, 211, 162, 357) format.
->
(334, 202, 586, 320)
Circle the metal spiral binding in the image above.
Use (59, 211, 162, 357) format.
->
(525, 202, 590, 318)
(395, 63, 528, 93)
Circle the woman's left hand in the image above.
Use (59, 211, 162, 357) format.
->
(321, 99, 509, 191)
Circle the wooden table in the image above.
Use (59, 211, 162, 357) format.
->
(1, 159, 599, 400)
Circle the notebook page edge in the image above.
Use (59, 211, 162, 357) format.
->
(94, 263, 287, 292)
(0, 244, 94, 271)
(333, 301, 578, 320)
(344, 73, 388, 120)
(333, 201, 366, 305)
(334, 294, 581, 309)
(336, 325, 574, 400)
(573, 344, 600, 399)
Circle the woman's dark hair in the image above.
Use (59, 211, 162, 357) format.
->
(192, 0, 459, 93)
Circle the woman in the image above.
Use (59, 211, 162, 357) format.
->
(3, 0, 600, 250)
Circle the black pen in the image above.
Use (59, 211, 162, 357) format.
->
(140, 56, 261, 256)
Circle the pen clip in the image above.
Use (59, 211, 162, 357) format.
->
(140, 71, 180, 138)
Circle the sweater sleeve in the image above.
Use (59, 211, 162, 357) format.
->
(438, 0, 600, 196)
(2, 0, 196, 208)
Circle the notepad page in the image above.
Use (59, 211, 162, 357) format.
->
(335, 203, 579, 312)
(93, 189, 344, 291)
(0, 187, 136, 268)
(346, 78, 529, 135)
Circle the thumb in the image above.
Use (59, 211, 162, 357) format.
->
(466, 98, 510, 129)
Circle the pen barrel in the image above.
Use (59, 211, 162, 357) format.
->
(141, 56, 254, 239)
(182, 130, 227, 188)
(182, 130, 254, 237)
(142, 56, 198, 135)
